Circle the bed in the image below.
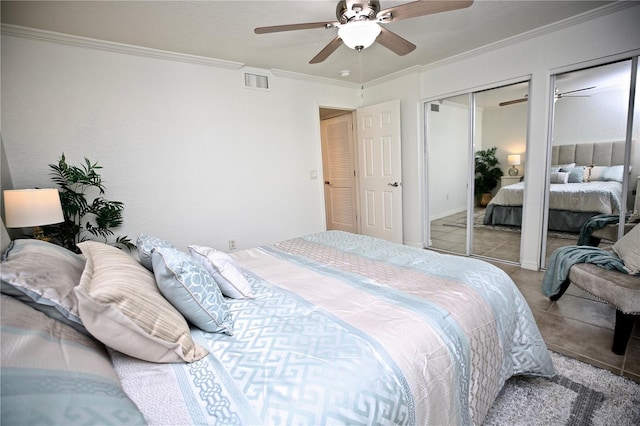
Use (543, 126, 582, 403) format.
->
(1, 226, 554, 425)
(483, 141, 632, 233)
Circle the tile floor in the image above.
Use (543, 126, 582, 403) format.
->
(429, 210, 639, 382)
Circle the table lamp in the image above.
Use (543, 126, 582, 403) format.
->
(508, 154, 521, 176)
(4, 188, 64, 240)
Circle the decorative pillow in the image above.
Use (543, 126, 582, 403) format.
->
(188, 245, 254, 299)
(551, 162, 576, 170)
(589, 166, 607, 181)
(601, 165, 626, 183)
(152, 247, 233, 334)
(613, 224, 640, 275)
(0, 239, 87, 334)
(560, 166, 585, 183)
(75, 241, 208, 363)
(136, 234, 175, 270)
(550, 172, 570, 184)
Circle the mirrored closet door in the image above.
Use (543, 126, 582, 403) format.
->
(425, 94, 470, 256)
(426, 81, 529, 263)
(543, 58, 639, 267)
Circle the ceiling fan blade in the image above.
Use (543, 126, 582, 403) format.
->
(378, 0, 474, 22)
(499, 98, 528, 107)
(376, 27, 416, 56)
(309, 36, 343, 64)
(255, 21, 336, 34)
(558, 86, 596, 96)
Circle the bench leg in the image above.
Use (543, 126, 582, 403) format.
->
(612, 310, 637, 355)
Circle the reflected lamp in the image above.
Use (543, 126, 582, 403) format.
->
(507, 154, 521, 176)
(4, 188, 64, 239)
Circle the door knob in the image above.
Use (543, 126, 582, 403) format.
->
(388, 182, 400, 187)
(324, 181, 331, 185)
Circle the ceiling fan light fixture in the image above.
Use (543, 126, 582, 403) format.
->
(338, 20, 381, 50)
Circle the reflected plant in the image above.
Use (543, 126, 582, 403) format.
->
(474, 146, 504, 197)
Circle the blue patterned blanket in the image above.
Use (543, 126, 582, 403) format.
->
(112, 231, 554, 425)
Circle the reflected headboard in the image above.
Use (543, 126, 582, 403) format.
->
(551, 141, 627, 167)
(552, 140, 639, 211)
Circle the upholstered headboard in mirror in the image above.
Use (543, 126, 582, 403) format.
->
(551, 141, 627, 167)
(552, 140, 639, 211)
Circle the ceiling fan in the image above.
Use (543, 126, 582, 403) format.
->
(254, 0, 474, 64)
(499, 86, 597, 107)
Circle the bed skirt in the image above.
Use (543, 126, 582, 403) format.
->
(483, 205, 600, 233)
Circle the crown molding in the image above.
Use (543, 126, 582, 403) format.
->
(1, 24, 244, 70)
(421, 2, 636, 71)
(270, 68, 358, 88)
(367, 65, 422, 86)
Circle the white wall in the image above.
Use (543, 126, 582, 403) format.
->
(426, 100, 470, 219)
(419, 3, 640, 269)
(1, 32, 359, 251)
(553, 86, 633, 144)
(482, 104, 528, 178)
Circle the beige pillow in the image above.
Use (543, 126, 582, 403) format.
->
(613, 224, 640, 275)
(75, 241, 208, 363)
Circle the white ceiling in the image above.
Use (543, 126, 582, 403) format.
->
(1, 0, 617, 84)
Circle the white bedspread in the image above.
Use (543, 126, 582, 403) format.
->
(489, 181, 623, 214)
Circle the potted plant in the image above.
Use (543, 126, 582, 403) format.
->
(44, 153, 135, 253)
(474, 147, 504, 207)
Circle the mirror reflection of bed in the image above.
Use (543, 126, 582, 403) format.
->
(429, 59, 638, 266)
(483, 141, 637, 257)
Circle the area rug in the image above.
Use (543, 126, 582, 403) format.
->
(484, 352, 640, 425)
(444, 210, 579, 240)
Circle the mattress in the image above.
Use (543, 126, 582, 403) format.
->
(111, 231, 554, 425)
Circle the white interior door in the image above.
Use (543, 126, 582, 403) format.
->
(356, 99, 403, 243)
(321, 114, 358, 233)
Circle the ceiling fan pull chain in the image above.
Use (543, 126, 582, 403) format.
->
(359, 50, 364, 98)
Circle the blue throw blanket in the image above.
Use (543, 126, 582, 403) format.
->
(577, 214, 631, 246)
(542, 245, 627, 300)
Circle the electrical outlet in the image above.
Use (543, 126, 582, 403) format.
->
(228, 240, 236, 250)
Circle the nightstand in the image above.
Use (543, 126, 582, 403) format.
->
(500, 176, 522, 188)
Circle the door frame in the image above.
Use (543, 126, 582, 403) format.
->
(318, 106, 360, 233)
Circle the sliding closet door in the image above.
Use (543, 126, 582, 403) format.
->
(543, 59, 638, 267)
(472, 83, 528, 262)
(426, 95, 470, 255)
(426, 82, 529, 263)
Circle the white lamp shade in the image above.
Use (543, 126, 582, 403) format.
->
(4, 188, 64, 228)
(338, 21, 381, 50)
(508, 155, 521, 166)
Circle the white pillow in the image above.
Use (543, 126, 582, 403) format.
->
(613, 224, 640, 275)
(550, 172, 569, 184)
(188, 245, 254, 299)
(602, 165, 626, 183)
(589, 166, 607, 181)
(552, 162, 576, 169)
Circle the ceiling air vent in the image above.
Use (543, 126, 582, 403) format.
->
(244, 72, 269, 91)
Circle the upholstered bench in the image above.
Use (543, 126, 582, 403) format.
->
(568, 263, 640, 355)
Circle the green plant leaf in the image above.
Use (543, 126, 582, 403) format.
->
(45, 153, 132, 252)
